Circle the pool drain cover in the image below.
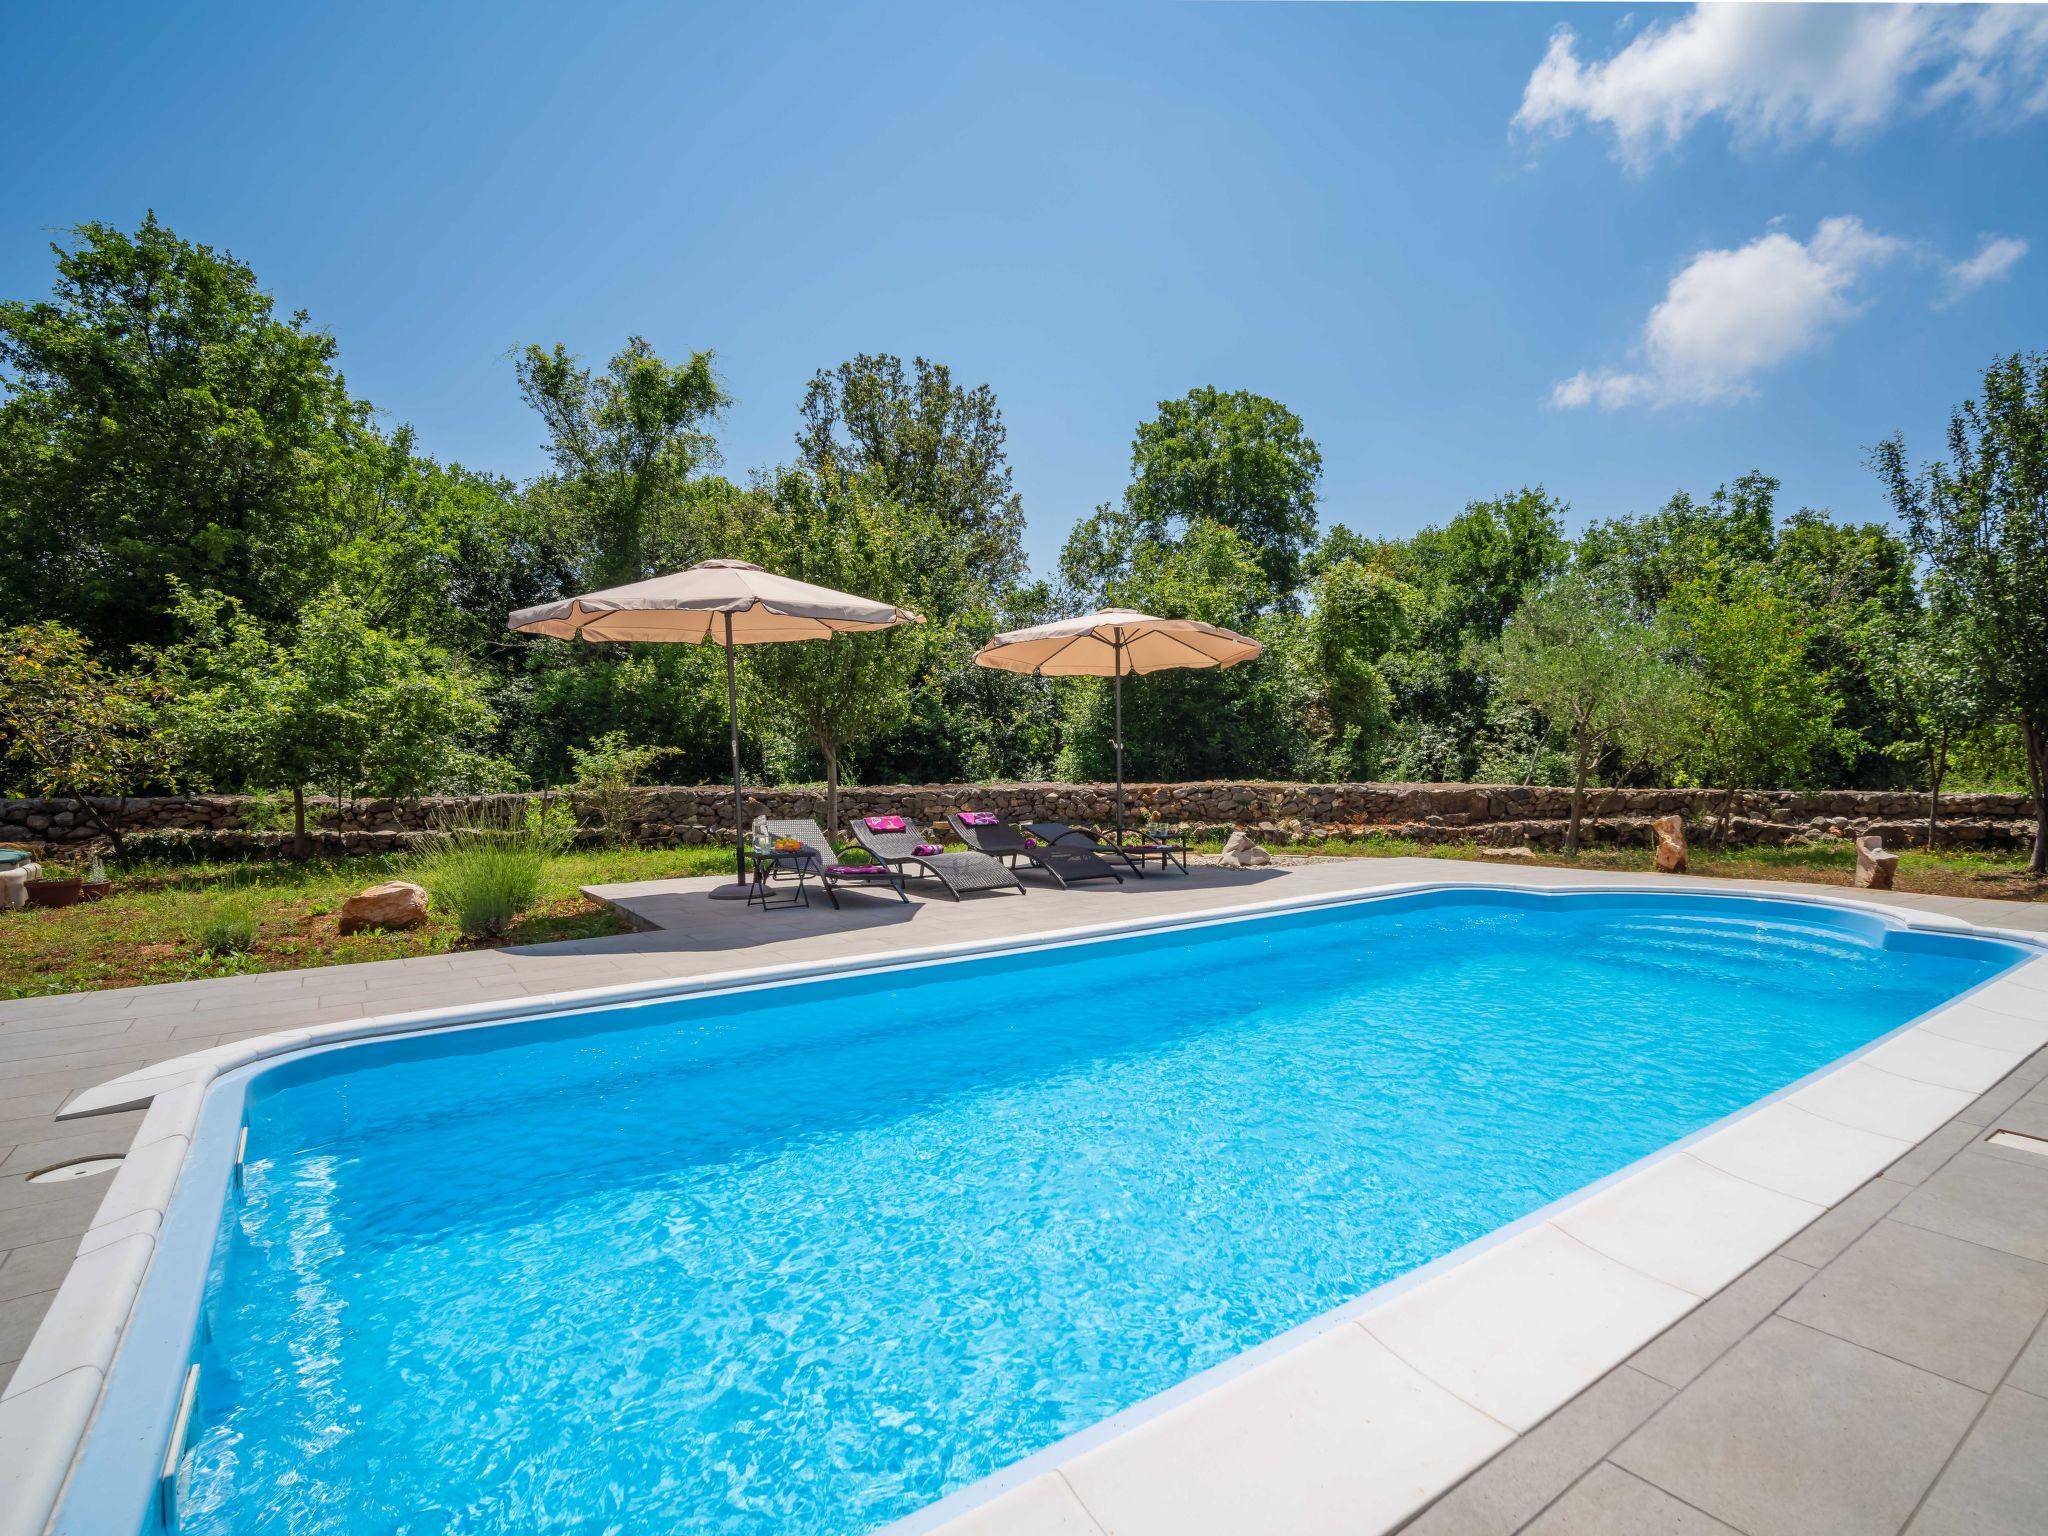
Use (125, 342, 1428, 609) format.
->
(1986, 1130, 2048, 1158)
(27, 1156, 124, 1184)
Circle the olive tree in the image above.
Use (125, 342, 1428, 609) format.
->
(1876, 351, 2048, 873)
(1478, 572, 1686, 853)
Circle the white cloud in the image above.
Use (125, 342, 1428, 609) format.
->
(1552, 216, 1902, 409)
(1939, 234, 2028, 304)
(1517, 4, 2048, 168)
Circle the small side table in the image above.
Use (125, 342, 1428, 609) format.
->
(1114, 826, 1191, 875)
(745, 847, 817, 910)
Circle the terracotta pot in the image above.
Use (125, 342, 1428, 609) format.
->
(26, 878, 84, 909)
(80, 881, 114, 902)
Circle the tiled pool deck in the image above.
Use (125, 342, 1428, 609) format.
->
(3, 856, 2046, 1535)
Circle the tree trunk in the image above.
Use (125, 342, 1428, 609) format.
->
(2024, 715, 2047, 877)
(1926, 726, 1948, 853)
(75, 796, 128, 865)
(822, 744, 840, 841)
(1719, 787, 1737, 843)
(292, 783, 308, 861)
(1566, 734, 1590, 856)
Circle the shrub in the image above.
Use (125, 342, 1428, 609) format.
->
(567, 732, 677, 847)
(190, 895, 259, 955)
(410, 801, 572, 940)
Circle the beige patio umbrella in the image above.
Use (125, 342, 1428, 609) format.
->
(510, 560, 921, 898)
(974, 608, 1262, 836)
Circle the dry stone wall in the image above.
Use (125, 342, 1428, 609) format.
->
(1, 782, 2035, 858)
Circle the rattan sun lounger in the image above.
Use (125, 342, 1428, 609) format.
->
(760, 819, 908, 907)
(948, 812, 1122, 889)
(850, 816, 1025, 900)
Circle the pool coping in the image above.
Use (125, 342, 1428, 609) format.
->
(4, 880, 2048, 1536)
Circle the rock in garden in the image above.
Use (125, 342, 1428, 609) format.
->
(1653, 815, 1688, 874)
(1854, 835, 1899, 891)
(1219, 827, 1272, 868)
(338, 880, 430, 934)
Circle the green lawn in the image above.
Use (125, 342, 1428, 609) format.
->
(0, 845, 734, 1000)
(3, 836, 2041, 1001)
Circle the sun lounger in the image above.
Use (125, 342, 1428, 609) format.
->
(760, 819, 908, 908)
(850, 816, 1025, 900)
(948, 811, 1123, 889)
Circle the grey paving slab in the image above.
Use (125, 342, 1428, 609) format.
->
(2005, 1322, 2048, 1398)
(1892, 1149, 2048, 1263)
(1611, 1317, 1984, 1536)
(0, 1289, 56, 1362)
(1778, 1218, 2048, 1391)
(1881, 1122, 1982, 1186)
(0, 1236, 79, 1303)
(1399, 1366, 1671, 1535)
(1521, 1464, 1740, 1535)
(1904, 1386, 2048, 1536)
(1628, 1255, 1817, 1390)
(1777, 1177, 1913, 1266)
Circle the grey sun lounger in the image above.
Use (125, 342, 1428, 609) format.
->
(948, 812, 1123, 889)
(850, 816, 1025, 900)
(1023, 821, 1154, 878)
(760, 819, 908, 908)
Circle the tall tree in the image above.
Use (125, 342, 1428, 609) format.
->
(1112, 386, 1322, 599)
(1305, 556, 1414, 780)
(1876, 351, 2048, 873)
(515, 336, 729, 589)
(0, 623, 178, 860)
(1665, 572, 1855, 838)
(1479, 572, 1685, 853)
(1578, 471, 1780, 619)
(156, 586, 500, 856)
(739, 467, 935, 834)
(0, 214, 367, 651)
(797, 354, 1027, 597)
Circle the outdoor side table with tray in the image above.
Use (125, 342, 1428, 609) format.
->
(745, 846, 820, 910)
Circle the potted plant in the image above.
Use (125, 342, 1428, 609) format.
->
(26, 863, 85, 908)
(81, 855, 113, 902)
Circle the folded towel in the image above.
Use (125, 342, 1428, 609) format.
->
(864, 815, 908, 833)
(827, 864, 887, 876)
(958, 811, 1001, 826)
(913, 843, 942, 856)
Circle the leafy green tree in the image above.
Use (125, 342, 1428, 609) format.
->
(1306, 556, 1414, 779)
(1876, 350, 2048, 872)
(739, 467, 936, 834)
(0, 214, 368, 651)
(157, 587, 501, 856)
(1067, 387, 1321, 601)
(1578, 471, 1781, 619)
(1478, 572, 1686, 853)
(0, 623, 178, 859)
(797, 354, 1027, 597)
(1664, 572, 1856, 837)
(567, 732, 677, 847)
(1860, 610, 1980, 848)
(1376, 488, 1570, 779)
(515, 335, 729, 589)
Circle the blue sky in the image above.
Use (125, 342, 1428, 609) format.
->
(5, 2, 2044, 577)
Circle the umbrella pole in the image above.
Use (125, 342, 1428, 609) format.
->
(711, 611, 750, 899)
(1113, 636, 1125, 840)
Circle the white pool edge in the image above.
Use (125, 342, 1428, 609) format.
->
(2, 879, 2044, 1536)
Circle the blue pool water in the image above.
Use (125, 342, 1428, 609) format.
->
(172, 891, 2020, 1536)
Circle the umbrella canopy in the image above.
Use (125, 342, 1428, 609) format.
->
(973, 607, 1262, 676)
(507, 559, 917, 643)
(974, 609, 1261, 835)
(510, 559, 920, 896)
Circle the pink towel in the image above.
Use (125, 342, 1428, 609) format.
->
(827, 864, 887, 876)
(958, 811, 1001, 826)
(913, 843, 942, 857)
(864, 815, 907, 833)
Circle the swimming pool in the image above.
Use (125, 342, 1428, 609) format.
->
(69, 889, 2035, 1535)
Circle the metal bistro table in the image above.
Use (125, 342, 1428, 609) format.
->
(1114, 825, 1192, 875)
(744, 846, 820, 910)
